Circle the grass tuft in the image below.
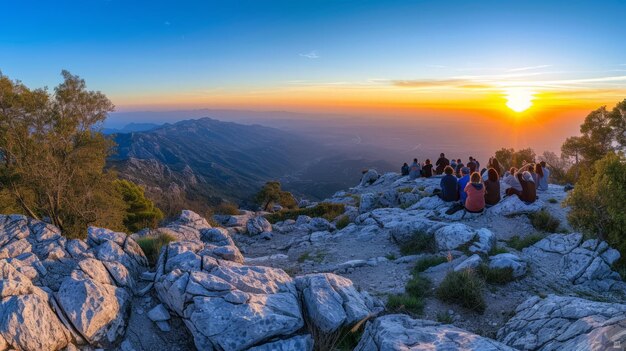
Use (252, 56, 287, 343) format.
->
(413, 256, 447, 273)
(507, 234, 544, 251)
(436, 312, 454, 324)
(399, 230, 436, 255)
(387, 294, 425, 314)
(548, 198, 559, 204)
(488, 245, 509, 256)
(335, 215, 351, 230)
(137, 233, 176, 266)
(436, 269, 485, 313)
(528, 209, 561, 232)
(477, 264, 515, 284)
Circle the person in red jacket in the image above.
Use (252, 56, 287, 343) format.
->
(464, 172, 486, 213)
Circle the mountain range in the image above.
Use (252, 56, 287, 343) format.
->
(108, 117, 394, 215)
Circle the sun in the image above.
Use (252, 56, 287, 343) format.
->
(504, 88, 535, 113)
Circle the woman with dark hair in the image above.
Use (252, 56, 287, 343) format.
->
(489, 158, 503, 177)
(422, 159, 433, 177)
(484, 168, 501, 206)
(464, 172, 486, 213)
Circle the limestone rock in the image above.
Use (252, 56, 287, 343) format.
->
(489, 253, 527, 278)
(455, 254, 482, 272)
(355, 314, 514, 350)
(247, 334, 313, 351)
(246, 216, 272, 236)
(497, 295, 626, 351)
(359, 169, 379, 187)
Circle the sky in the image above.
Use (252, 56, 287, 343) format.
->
(1, 0, 626, 152)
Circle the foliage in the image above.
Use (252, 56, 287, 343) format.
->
(405, 274, 432, 297)
(136, 233, 176, 266)
(477, 264, 515, 285)
(254, 181, 297, 211)
(297, 251, 326, 263)
(265, 202, 345, 223)
(398, 230, 436, 255)
(436, 312, 454, 324)
(213, 202, 240, 215)
(386, 294, 424, 314)
(335, 215, 351, 230)
(114, 179, 164, 233)
(494, 147, 536, 170)
(396, 187, 413, 193)
(565, 152, 626, 263)
(413, 256, 447, 273)
(488, 245, 509, 256)
(0, 70, 126, 238)
(528, 209, 561, 233)
(538, 150, 574, 184)
(436, 269, 486, 313)
(507, 234, 544, 251)
(548, 198, 559, 204)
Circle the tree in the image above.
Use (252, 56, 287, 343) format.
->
(494, 147, 536, 170)
(609, 99, 626, 150)
(564, 152, 626, 264)
(114, 179, 164, 232)
(254, 181, 297, 211)
(0, 71, 126, 238)
(538, 150, 572, 184)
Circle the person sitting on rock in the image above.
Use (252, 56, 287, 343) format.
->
(450, 158, 457, 171)
(409, 158, 421, 179)
(422, 159, 434, 177)
(467, 157, 478, 174)
(503, 167, 522, 195)
(401, 162, 410, 176)
(455, 159, 464, 177)
(537, 161, 550, 191)
(506, 164, 537, 203)
(439, 166, 459, 202)
(484, 168, 501, 206)
(458, 167, 471, 205)
(529, 164, 540, 185)
(464, 172, 486, 213)
(435, 153, 450, 175)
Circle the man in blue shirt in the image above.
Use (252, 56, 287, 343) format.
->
(458, 167, 471, 205)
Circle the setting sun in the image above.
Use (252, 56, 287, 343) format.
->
(504, 88, 535, 113)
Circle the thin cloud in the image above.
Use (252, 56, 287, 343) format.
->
(393, 79, 470, 88)
(164, 21, 171, 26)
(299, 51, 319, 59)
(506, 65, 552, 72)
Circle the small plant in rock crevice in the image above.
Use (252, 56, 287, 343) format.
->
(436, 269, 486, 313)
(398, 230, 436, 255)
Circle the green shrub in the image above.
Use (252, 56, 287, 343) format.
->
(399, 230, 436, 255)
(265, 203, 345, 223)
(114, 179, 164, 233)
(507, 234, 544, 250)
(298, 251, 326, 263)
(528, 209, 561, 232)
(413, 256, 447, 273)
(548, 198, 559, 204)
(387, 294, 424, 314)
(436, 269, 485, 313)
(397, 187, 413, 193)
(385, 253, 397, 261)
(335, 215, 351, 230)
(565, 152, 626, 267)
(405, 275, 432, 298)
(477, 264, 515, 284)
(488, 245, 509, 256)
(137, 233, 176, 266)
(436, 312, 454, 324)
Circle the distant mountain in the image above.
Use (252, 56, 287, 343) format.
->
(108, 117, 395, 215)
(103, 122, 161, 134)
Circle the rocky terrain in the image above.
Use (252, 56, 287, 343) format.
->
(0, 170, 625, 350)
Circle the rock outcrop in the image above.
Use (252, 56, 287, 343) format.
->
(0, 214, 147, 350)
(355, 314, 514, 351)
(497, 295, 626, 350)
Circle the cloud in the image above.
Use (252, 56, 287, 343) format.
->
(393, 79, 470, 88)
(506, 65, 552, 72)
(299, 51, 319, 59)
(164, 21, 171, 26)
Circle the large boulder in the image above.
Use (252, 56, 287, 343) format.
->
(355, 314, 514, 350)
(145, 210, 212, 241)
(497, 295, 626, 350)
(56, 277, 129, 347)
(489, 196, 543, 216)
(359, 169, 379, 187)
(489, 253, 527, 278)
(246, 216, 273, 236)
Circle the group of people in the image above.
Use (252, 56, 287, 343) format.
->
(401, 153, 551, 214)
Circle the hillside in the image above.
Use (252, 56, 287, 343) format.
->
(109, 117, 395, 215)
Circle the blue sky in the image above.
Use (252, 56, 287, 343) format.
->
(1, 0, 625, 111)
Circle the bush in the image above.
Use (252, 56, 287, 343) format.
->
(386, 294, 424, 314)
(413, 256, 447, 273)
(548, 198, 559, 204)
(265, 203, 345, 223)
(114, 179, 164, 233)
(528, 209, 561, 232)
(399, 230, 436, 255)
(565, 152, 626, 267)
(436, 269, 485, 313)
(397, 187, 413, 193)
(507, 234, 544, 250)
(477, 264, 515, 284)
(488, 245, 509, 256)
(137, 233, 176, 266)
(213, 202, 239, 215)
(335, 215, 351, 230)
(436, 312, 454, 324)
